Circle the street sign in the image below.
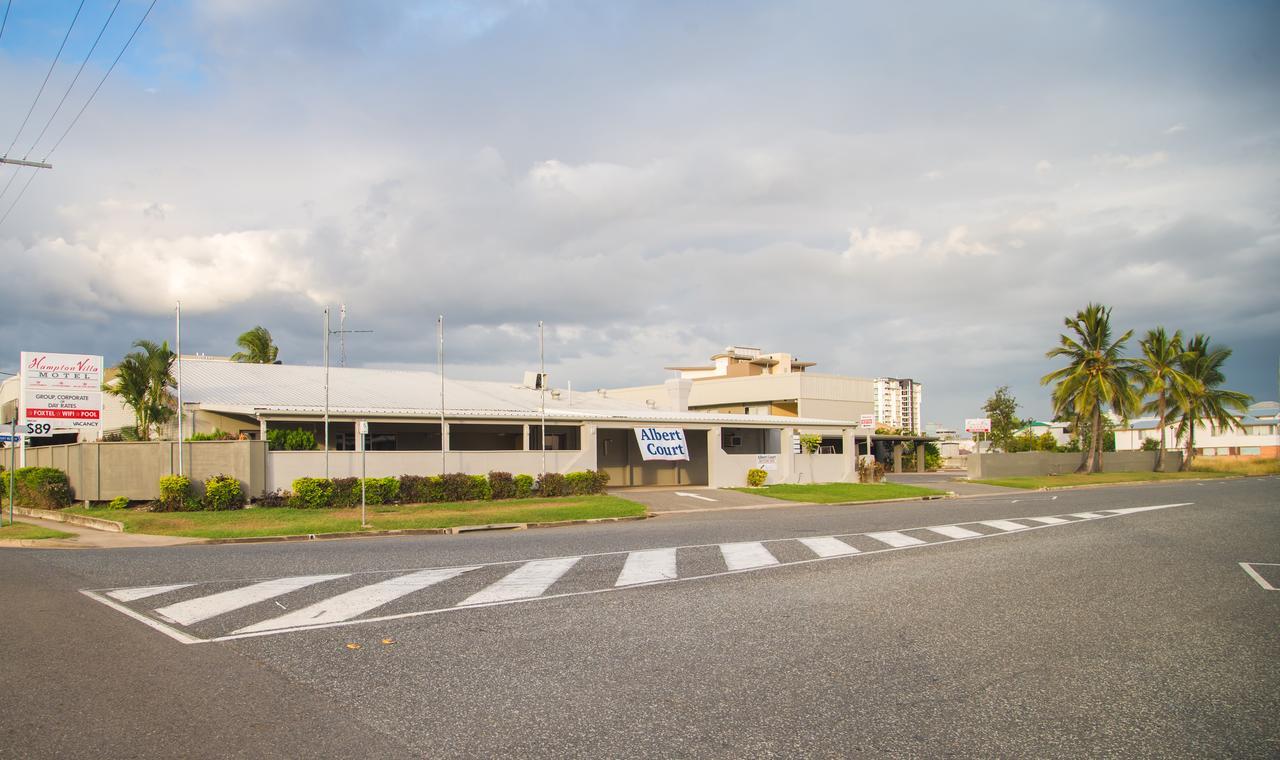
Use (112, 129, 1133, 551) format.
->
(965, 418, 992, 433)
(858, 414, 876, 428)
(0, 433, 22, 443)
(358, 420, 369, 435)
(20, 352, 105, 434)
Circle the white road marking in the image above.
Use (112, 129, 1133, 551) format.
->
(1024, 516, 1070, 525)
(1239, 562, 1280, 591)
(105, 584, 195, 602)
(797, 536, 861, 557)
(616, 549, 679, 586)
(83, 501, 1200, 644)
(459, 557, 580, 606)
(154, 574, 348, 626)
(927, 525, 983, 539)
(720, 542, 779, 569)
(866, 531, 926, 547)
(979, 520, 1030, 532)
(675, 491, 717, 502)
(1071, 512, 1106, 519)
(234, 566, 479, 634)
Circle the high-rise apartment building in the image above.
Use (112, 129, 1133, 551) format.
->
(873, 377, 922, 434)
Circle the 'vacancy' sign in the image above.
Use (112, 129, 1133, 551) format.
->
(634, 427, 690, 461)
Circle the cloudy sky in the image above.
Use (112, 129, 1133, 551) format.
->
(1, 0, 1277, 427)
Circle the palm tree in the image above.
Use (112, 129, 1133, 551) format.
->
(231, 326, 280, 364)
(1135, 327, 1195, 472)
(1041, 303, 1142, 473)
(103, 340, 176, 440)
(1174, 334, 1251, 471)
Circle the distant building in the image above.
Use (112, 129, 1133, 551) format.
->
(607, 345, 924, 432)
(873, 377, 922, 434)
(1012, 420, 1073, 447)
(1113, 402, 1279, 458)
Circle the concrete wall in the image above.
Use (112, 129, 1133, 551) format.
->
(20, 440, 268, 501)
(968, 450, 1184, 479)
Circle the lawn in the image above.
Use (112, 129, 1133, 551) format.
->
(731, 482, 945, 504)
(0, 521, 74, 540)
(66, 495, 646, 539)
(971, 471, 1236, 490)
(1188, 458, 1280, 477)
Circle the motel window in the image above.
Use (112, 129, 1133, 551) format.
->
(450, 424, 524, 451)
(529, 425, 581, 451)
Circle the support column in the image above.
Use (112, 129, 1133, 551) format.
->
(893, 443, 904, 474)
(917, 440, 927, 472)
(780, 427, 795, 484)
(841, 428, 855, 482)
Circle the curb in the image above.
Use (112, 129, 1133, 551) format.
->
(654, 493, 952, 516)
(196, 514, 651, 545)
(8, 506, 124, 533)
(964, 474, 1243, 493)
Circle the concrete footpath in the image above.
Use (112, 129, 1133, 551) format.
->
(884, 471, 1022, 497)
(0, 515, 200, 549)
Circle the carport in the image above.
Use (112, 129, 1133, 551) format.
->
(596, 427, 709, 487)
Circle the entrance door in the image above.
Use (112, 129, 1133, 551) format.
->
(597, 429, 631, 487)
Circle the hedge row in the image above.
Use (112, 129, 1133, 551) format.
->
(280, 470, 610, 509)
(156, 474, 246, 512)
(0, 467, 74, 509)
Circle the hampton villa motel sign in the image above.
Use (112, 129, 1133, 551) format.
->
(20, 352, 105, 433)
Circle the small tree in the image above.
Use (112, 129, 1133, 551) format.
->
(1174, 334, 1251, 471)
(982, 386, 1020, 452)
(232, 326, 280, 364)
(104, 340, 175, 440)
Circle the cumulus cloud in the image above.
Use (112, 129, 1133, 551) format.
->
(0, 0, 1276, 425)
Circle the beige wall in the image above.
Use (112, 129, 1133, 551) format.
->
(968, 450, 1183, 478)
(266, 448, 597, 492)
(21, 440, 268, 501)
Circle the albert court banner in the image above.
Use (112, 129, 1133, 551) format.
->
(634, 427, 690, 461)
(20, 352, 105, 432)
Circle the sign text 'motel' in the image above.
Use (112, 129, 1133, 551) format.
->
(634, 427, 690, 461)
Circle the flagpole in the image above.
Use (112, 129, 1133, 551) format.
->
(323, 307, 330, 479)
(438, 315, 445, 476)
(176, 300, 183, 476)
(539, 320, 546, 477)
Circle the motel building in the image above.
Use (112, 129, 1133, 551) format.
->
(169, 358, 931, 492)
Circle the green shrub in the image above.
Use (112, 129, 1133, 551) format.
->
(437, 472, 481, 501)
(157, 474, 194, 512)
(563, 470, 610, 495)
(469, 475, 491, 501)
(291, 477, 335, 509)
(202, 474, 245, 511)
(1140, 438, 1161, 452)
(514, 474, 534, 499)
(187, 429, 237, 442)
(330, 477, 361, 507)
(362, 477, 400, 505)
(488, 471, 516, 500)
(398, 475, 433, 504)
(108, 495, 130, 510)
(746, 468, 768, 487)
(799, 434, 822, 454)
(536, 472, 569, 497)
(3, 467, 74, 508)
(267, 428, 318, 451)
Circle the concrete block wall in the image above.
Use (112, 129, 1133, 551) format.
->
(968, 450, 1184, 479)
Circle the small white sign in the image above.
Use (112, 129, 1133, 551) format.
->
(755, 453, 778, 471)
(358, 420, 369, 435)
(858, 414, 876, 428)
(634, 427, 690, 461)
(965, 417, 992, 433)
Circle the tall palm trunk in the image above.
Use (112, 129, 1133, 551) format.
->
(1181, 413, 1196, 471)
(1089, 406, 1103, 473)
(1154, 395, 1166, 472)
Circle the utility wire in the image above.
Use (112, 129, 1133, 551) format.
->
(0, 0, 159, 230)
(41, 0, 159, 162)
(0, 0, 12, 46)
(4, 0, 88, 158)
(23, 0, 124, 160)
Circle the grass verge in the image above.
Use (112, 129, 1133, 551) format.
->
(1188, 458, 1280, 477)
(730, 482, 945, 504)
(971, 471, 1236, 490)
(0, 521, 75, 540)
(65, 495, 646, 539)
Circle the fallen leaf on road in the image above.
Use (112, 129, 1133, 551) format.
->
(345, 643, 362, 650)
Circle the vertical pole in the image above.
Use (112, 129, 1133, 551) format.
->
(539, 321, 546, 477)
(176, 300, 183, 476)
(438, 315, 445, 476)
(8, 419, 14, 526)
(323, 307, 330, 479)
(360, 420, 367, 528)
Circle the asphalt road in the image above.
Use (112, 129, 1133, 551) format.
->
(2, 478, 1277, 758)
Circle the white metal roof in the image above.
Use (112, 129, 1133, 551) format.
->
(181, 359, 855, 428)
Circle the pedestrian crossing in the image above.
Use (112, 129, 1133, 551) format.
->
(83, 502, 1192, 644)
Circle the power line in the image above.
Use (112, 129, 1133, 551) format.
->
(41, 0, 159, 162)
(23, 0, 124, 160)
(0, 0, 12, 46)
(3, 0, 88, 158)
(0, 0, 159, 230)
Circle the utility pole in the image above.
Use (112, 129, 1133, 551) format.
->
(323, 306, 372, 479)
(176, 300, 183, 477)
(438, 315, 445, 476)
(539, 321, 547, 477)
(0, 158, 52, 169)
